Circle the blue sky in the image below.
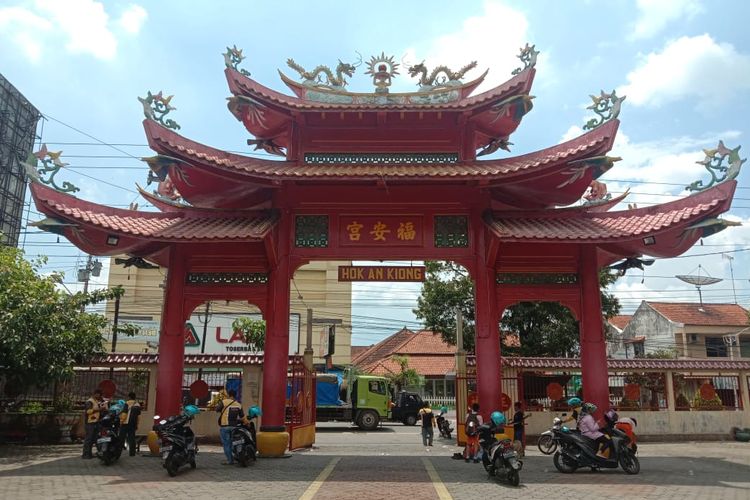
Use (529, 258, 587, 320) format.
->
(2, 0, 749, 346)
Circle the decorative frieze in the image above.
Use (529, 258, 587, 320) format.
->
(295, 215, 329, 248)
(186, 273, 268, 285)
(496, 273, 578, 285)
(304, 152, 459, 165)
(434, 215, 469, 248)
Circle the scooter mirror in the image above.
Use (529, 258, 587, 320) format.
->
(159, 419, 167, 425)
(153, 415, 161, 420)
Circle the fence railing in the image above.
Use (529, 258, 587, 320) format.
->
(673, 374, 743, 410)
(423, 396, 456, 408)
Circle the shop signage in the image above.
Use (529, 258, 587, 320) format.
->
(339, 215, 423, 246)
(338, 265, 425, 282)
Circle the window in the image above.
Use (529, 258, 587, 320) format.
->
(740, 339, 750, 359)
(368, 380, 386, 395)
(633, 342, 645, 358)
(705, 337, 728, 357)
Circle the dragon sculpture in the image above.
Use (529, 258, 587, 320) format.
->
(407, 61, 477, 90)
(286, 57, 360, 88)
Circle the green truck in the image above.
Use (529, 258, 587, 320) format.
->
(315, 373, 424, 430)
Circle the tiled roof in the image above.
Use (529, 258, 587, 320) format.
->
(227, 67, 534, 111)
(350, 346, 371, 360)
(87, 354, 302, 366)
(351, 327, 416, 369)
(608, 315, 632, 331)
(486, 199, 721, 242)
(394, 330, 456, 355)
(466, 356, 750, 370)
(647, 302, 749, 327)
(144, 118, 615, 181)
(368, 355, 456, 377)
(32, 183, 277, 242)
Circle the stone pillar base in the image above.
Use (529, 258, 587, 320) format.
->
(257, 430, 289, 457)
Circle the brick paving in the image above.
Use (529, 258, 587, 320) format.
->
(1, 424, 749, 499)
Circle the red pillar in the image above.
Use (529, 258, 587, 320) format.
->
(260, 219, 291, 431)
(579, 245, 609, 416)
(155, 247, 187, 418)
(474, 227, 501, 420)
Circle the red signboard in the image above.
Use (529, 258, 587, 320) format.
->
(339, 215, 423, 246)
(338, 265, 425, 282)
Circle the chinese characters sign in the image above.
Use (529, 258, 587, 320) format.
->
(339, 216, 423, 246)
(338, 266, 426, 282)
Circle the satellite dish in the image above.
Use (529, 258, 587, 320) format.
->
(675, 265, 722, 306)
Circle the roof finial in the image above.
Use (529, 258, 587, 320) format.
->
(23, 144, 79, 193)
(583, 90, 625, 130)
(138, 91, 180, 130)
(223, 45, 251, 77)
(686, 141, 745, 192)
(512, 43, 539, 75)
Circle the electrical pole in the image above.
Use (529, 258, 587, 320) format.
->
(723, 254, 737, 304)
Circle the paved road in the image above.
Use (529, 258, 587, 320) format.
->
(1, 422, 749, 499)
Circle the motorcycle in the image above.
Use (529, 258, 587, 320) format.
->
(96, 402, 125, 466)
(552, 424, 639, 475)
(537, 415, 565, 455)
(230, 417, 258, 467)
(153, 405, 200, 477)
(478, 424, 522, 486)
(436, 408, 453, 439)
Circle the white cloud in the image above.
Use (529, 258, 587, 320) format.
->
(118, 4, 147, 35)
(402, 0, 532, 93)
(630, 0, 703, 40)
(0, 0, 147, 62)
(618, 35, 750, 109)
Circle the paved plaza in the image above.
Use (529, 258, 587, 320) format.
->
(1, 423, 749, 500)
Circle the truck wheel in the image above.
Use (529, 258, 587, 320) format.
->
(357, 410, 380, 431)
(404, 414, 417, 426)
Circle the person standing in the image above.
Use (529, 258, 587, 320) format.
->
(510, 401, 530, 458)
(215, 389, 244, 465)
(119, 392, 141, 456)
(81, 389, 107, 459)
(418, 402, 436, 449)
(463, 403, 483, 463)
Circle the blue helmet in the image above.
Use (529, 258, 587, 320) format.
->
(440, 406, 448, 413)
(183, 405, 200, 417)
(582, 402, 597, 414)
(490, 411, 506, 426)
(110, 404, 124, 414)
(567, 397, 582, 407)
(248, 405, 262, 418)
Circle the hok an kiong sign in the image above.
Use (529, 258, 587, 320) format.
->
(338, 265, 425, 282)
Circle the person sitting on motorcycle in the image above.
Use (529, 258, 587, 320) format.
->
(216, 389, 244, 465)
(477, 411, 508, 458)
(562, 397, 582, 427)
(578, 403, 612, 459)
(601, 408, 618, 434)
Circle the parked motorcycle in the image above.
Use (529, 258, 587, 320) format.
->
(537, 415, 565, 455)
(231, 405, 262, 467)
(436, 406, 453, 439)
(96, 401, 125, 466)
(552, 424, 639, 475)
(478, 413, 522, 487)
(153, 405, 200, 477)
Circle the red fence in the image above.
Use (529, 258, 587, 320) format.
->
(286, 359, 315, 450)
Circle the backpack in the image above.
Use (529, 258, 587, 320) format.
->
(465, 413, 479, 436)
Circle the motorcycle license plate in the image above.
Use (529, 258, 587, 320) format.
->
(503, 451, 516, 459)
(97, 437, 111, 443)
(232, 439, 244, 446)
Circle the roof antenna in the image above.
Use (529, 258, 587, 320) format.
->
(675, 264, 722, 311)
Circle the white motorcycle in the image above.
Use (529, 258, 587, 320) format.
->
(537, 415, 564, 455)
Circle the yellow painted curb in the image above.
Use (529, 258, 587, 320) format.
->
(299, 457, 340, 500)
(422, 458, 453, 500)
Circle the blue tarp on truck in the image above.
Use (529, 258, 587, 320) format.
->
(316, 372, 344, 406)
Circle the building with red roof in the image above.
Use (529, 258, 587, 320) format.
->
(612, 301, 750, 359)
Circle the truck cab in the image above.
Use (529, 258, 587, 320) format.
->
(390, 390, 424, 426)
(351, 376, 391, 430)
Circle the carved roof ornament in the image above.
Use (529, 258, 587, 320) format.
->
(138, 91, 181, 130)
(23, 144, 79, 193)
(512, 43, 539, 75)
(686, 141, 745, 192)
(223, 45, 251, 77)
(286, 54, 361, 89)
(477, 137, 513, 157)
(583, 90, 625, 131)
(406, 60, 478, 91)
(365, 52, 400, 94)
(247, 138, 286, 157)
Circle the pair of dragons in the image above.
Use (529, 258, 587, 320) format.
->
(287, 58, 477, 89)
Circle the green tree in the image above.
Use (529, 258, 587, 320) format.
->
(0, 245, 124, 393)
(231, 316, 266, 351)
(386, 355, 424, 392)
(413, 261, 620, 355)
